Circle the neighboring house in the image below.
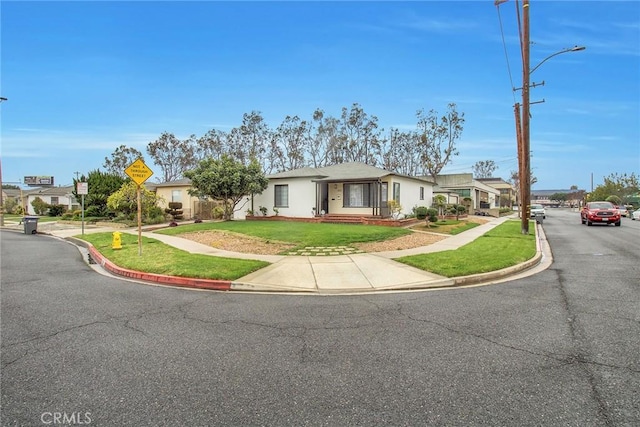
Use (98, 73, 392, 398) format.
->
(476, 177, 516, 207)
(151, 179, 198, 220)
(434, 173, 501, 210)
(251, 162, 436, 218)
(432, 186, 461, 205)
(24, 186, 77, 215)
(1, 188, 27, 213)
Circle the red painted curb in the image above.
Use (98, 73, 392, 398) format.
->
(88, 246, 232, 291)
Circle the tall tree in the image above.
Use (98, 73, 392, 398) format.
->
(473, 160, 498, 178)
(307, 109, 341, 168)
(184, 155, 268, 220)
(417, 103, 465, 180)
(271, 115, 309, 173)
(338, 103, 382, 165)
(146, 132, 197, 182)
(195, 129, 228, 161)
(235, 111, 270, 169)
(103, 145, 144, 178)
(380, 127, 422, 176)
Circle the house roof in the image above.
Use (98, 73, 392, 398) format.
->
(269, 162, 435, 185)
(25, 185, 74, 196)
(152, 178, 192, 187)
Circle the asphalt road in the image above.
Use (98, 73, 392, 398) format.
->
(1, 209, 638, 426)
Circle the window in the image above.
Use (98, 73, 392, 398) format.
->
(419, 187, 424, 200)
(171, 190, 182, 203)
(50, 196, 59, 205)
(274, 185, 289, 207)
(393, 183, 400, 203)
(344, 183, 373, 207)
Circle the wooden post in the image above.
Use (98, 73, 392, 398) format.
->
(137, 184, 142, 256)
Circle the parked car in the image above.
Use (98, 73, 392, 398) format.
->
(529, 204, 546, 219)
(614, 205, 629, 217)
(580, 201, 621, 226)
(631, 208, 640, 221)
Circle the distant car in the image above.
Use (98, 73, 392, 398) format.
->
(529, 204, 546, 219)
(631, 208, 640, 221)
(615, 205, 629, 217)
(580, 201, 621, 226)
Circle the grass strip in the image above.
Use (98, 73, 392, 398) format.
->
(396, 220, 536, 277)
(77, 232, 269, 280)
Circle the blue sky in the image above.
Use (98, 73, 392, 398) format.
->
(1, 1, 638, 191)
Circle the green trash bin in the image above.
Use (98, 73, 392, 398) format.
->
(23, 216, 39, 234)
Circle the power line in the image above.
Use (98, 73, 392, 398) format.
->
(495, 1, 517, 105)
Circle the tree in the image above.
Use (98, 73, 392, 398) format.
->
(31, 197, 49, 215)
(103, 145, 144, 178)
(337, 103, 382, 165)
(588, 173, 639, 203)
(381, 128, 422, 176)
(185, 155, 268, 220)
(196, 129, 228, 161)
(146, 132, 197, 182)
(417, 103, 465, 181)
(473, 160, 498, 178)
(107, 181, 161, 219)
(271, 115, 309, 173)
(306, 109, 341, 168)
(233, 111, 270, 169)
(73, 170, 125, 217)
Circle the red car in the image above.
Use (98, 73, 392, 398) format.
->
(581, 201, 622, 226)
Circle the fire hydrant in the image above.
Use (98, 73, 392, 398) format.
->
(112, 231, 122, 250)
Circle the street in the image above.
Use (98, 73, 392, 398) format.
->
(1, 210, 638, 426)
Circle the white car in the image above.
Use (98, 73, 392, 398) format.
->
(529, 204, 546, 219)
(631, 208, 640, 220)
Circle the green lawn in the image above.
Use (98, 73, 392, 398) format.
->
(77, 219, 537, 282)
(397, 220, 537, 277)
(156, 221, 412, 251)
(77, 232, 269, 281)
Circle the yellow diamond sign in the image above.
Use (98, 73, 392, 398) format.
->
(125, 159, 153, 185)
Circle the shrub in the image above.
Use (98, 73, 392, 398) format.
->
(31, 197, 49, 215)
(414, 206, 428, 220)
(165, 202, 184, 221)
(426, 208, 438, 223)
(48, 204, 67, 217)
(212, 206, 225, 219)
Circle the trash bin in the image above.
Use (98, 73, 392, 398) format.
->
(535, 213, 544, 224)
(23, 216, 39, 234)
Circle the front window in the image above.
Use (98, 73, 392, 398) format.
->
(274, 185, 289, 207)
(171, 190, 182, 203)
(419, 186, 424, 200)
(50, 196, 59, 205)
(393, 183, 400, 203)
(344, 183, 373, 207)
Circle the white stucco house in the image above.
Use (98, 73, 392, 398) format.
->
(24, 185, 77, 215)
(249, 162, 436, 219)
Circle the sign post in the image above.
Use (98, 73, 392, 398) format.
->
(76, 182, 88, 235)
(124, 159, 153, 256)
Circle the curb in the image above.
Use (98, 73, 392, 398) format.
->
(77, 240, 232, 291)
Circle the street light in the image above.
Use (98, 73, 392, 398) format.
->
(518, 0, 585, 234)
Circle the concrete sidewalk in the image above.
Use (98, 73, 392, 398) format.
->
(3, 216, 551, 294)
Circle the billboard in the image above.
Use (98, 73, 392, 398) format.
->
(24, 176, 54, 186)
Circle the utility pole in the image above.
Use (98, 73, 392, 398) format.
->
(520, 0, 531, 234)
